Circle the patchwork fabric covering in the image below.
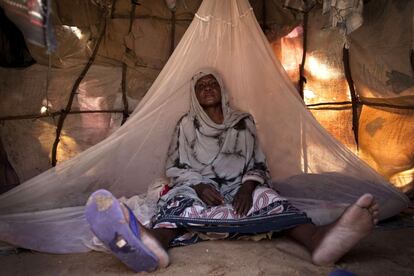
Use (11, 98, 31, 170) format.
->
(0, 0, 56, 52)
(273, 0, 414, 193)
(0, 0, 409, 253)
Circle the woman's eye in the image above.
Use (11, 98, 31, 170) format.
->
(196, 81, 218, 90)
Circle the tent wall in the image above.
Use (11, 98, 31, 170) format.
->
(349, 0, 414, 104)
(272, 1, 414, 193)
(359, 106, 414, 194)
(0, 138, 19, 192)
(0, 0, 413, 194)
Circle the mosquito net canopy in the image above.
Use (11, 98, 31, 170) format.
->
(0, 0, 408, 253)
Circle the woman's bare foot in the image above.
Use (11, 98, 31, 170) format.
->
(311, 193, 379, 266)
(120, 205, 170, 268)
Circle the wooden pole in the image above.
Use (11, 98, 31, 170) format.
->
(50, 7, 109, 166)
(342, 45, 360, 149)
(298, 11, 308, 99)
(170, 10, 176, 56)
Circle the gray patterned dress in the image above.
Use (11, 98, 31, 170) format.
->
(153, 69, 311, 246)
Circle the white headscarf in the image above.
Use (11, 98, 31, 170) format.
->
(190, 68, 249, 133)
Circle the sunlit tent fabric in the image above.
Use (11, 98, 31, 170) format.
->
(276, 0, 414, 193)
(0, 0, 409, 253)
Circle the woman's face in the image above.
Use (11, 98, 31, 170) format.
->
(194, 74, 222, 108)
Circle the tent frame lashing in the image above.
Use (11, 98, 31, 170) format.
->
(298, 8, 309, 99)
(170, 9, 176, 56)
(121, 63, 130, 125)
(307, 101, 414, 110)
(342, 45, 360, 149)
(0, 110, 130, 121)
(50, 3, 110, 166)
(111, 14, 191, 22)
(2, 99, 412, 122)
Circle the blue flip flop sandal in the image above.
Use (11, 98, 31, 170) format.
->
(85, 189, 167, 272)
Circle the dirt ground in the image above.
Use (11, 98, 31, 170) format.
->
(1, 226, 413, 276)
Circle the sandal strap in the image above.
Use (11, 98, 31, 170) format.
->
(124, 204, 140, 238)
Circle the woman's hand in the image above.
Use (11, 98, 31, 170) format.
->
(192, 183, 224, 206)
(232, 181, 258, 216)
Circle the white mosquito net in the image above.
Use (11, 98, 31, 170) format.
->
(0, 0, 409, 253)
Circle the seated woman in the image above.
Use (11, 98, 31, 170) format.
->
(85, 69, 379, 273)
